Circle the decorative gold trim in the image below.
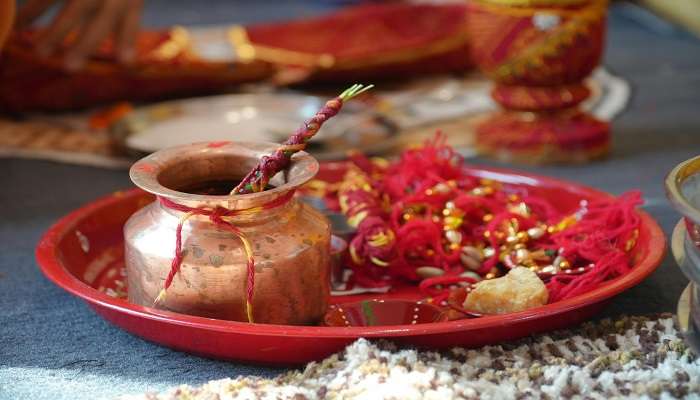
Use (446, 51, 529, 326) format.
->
(474, 0, 607, 17)
(227, 23, 471, 71)
(228, 25, 335, 68)
(491, 0, 607, 82)
(150, 26, 192, 61)
(476, 0, 589, 7)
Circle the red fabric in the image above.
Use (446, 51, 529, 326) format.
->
(246, 3, 473, 82)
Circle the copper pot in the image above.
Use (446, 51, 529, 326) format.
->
(125, 141, 330, 325)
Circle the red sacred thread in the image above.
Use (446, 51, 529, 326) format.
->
(156, 191, 295, 322)
(335, 133, 642, 305)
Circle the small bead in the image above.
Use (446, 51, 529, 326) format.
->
(515, 248, 530, 263)
(445, 201, 456, 210)
(434, 183, 450, 193)
(553, 256, 564, 268)
(482, 213, 494, 222)
(444, 216, 463, 230)
(483, 247, 496, 258)
(541, 265, 557, 274)
(471, 187, 492, 196)
(445, 230, 463, 245)
(484, 267, 500, 279)
(516, 231, 529, 242)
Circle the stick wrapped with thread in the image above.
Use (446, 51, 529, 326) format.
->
(231, 84, 374, 195)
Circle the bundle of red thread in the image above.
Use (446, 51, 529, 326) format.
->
(330, 134, 642, 304)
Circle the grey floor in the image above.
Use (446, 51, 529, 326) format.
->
(2, 2, 700, 399)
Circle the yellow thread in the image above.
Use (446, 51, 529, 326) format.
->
(246, 301, 254, 323)
(368, 231, 394, 247)
(347, 210, 369, 228)
(159, 207, 262, 323)
(153, 289, 167, 306)
(228, 25, 335, 67)
(370, 257, 389, 267)
(349, 246, 362, 264)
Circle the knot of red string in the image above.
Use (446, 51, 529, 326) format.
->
(156, 190, 295, 323)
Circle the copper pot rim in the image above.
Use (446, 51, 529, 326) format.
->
(129, 141, 319, 207)
(666, 154, 700, 226)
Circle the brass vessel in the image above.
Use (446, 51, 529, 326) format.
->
(125, 141, 330, 325)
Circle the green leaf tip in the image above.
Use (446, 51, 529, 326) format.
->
(339, 83, 374, 101)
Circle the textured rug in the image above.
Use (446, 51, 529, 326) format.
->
(125, 314, 699, 400)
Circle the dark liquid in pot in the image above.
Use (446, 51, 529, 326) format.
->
(179, 180, 274, 195)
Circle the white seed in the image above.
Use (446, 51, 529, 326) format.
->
(527, 227, 545, 239)
(553, 256, 564, 268)
(460, 253, 481, 270)
(460, 271, 482, 282)
(434, 183, 450, 193)
(416, 266, 445, 278)
(461, 246, 483, 261)
(483, 247, 496, 258)
(515, 248, 530, 263)
(445, 230, 463, 244)
(506, 235, 519, 244)
(445, 201, 456, 210)
(541, 265, 557, 274)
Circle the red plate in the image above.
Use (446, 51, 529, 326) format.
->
(35, 163, 666, 365)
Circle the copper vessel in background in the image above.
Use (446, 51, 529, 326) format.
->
(666, 154, 700, 353)
(125, 141, 331, 325)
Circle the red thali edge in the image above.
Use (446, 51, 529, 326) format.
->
(35, 162, 666, 365)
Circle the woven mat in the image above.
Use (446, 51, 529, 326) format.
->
(124, 314, 699, 400)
